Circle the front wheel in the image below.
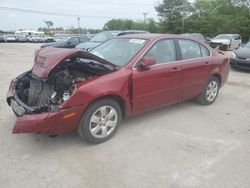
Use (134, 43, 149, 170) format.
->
(77, 98, 122, 144)
(197, 76, 220, 105)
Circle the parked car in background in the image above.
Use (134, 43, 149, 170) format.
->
(41, 35, 70, 48)
(4, 35, 16, 42)
(44, 36, 56, 43)
(181, 33, 210, 44)
(53, 35, 71, 43)
(7, 34, 229, 144)
(16, 35, 27, 42)
(75, 30, 149, 51)
(41, 36, 89, 48)
(0, 35, 5, 42)
(230, 41, 250, 70)
(27, 35, 45, 43)
(210, 34, 241, 50)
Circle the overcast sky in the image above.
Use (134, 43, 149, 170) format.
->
(0, 0, 160, 31)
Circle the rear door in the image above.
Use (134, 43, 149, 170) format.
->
(177, 39, 211, 101)
(132, 39, 182, 114)
(232, 35, 241, 49)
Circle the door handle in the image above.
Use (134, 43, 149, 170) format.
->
(204, 62, 210, 65)
(170, 67, 181, 72)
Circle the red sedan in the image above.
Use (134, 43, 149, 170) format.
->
(7, 34, 229, 144)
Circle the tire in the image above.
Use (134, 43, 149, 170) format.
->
(77, 98, 122, 144)
(197, 76, 220, 105)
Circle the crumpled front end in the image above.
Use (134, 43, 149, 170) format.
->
(12, 105, 85, 134)
(6, 47, 115, 134)
(6, 70, 88, 134)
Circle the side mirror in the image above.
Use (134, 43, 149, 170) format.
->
(139, 56, 156, 69)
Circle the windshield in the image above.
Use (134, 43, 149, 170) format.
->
(91, 38, 147, 67)
(215, 34, 233, 40)
(90, 31, 120, 42)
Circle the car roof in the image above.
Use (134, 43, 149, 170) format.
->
(115, 33, 210, 45)
(116, 33, 184, 40)
(118, 30, 149, 34)
(100, 30, 149, 35)
(182, 33, 204, 36)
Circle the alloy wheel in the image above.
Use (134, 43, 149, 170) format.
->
(206, 80, 218, 102)
(89, 105, 118, 138)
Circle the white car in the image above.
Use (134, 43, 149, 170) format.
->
(4, 35, 16, 42)
(210, 34, 241, 50)
(27, 35, 45, 43)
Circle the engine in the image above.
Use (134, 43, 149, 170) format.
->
(15, 66, 94, 113)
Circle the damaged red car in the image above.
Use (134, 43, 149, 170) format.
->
(7, 34, 229, 144)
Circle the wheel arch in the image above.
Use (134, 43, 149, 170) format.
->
(211, 73, 222, 87)
(86, 94, 127, 119)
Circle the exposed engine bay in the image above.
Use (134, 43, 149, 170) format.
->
(13, 57, 113, 114)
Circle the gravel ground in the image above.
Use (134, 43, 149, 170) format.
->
(0, 43, 250, 188)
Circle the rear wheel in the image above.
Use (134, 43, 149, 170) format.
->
(197, 76, 220, 105)
(77, 98, 122, 144)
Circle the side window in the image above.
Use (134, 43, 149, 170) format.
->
(235, 35, 241, 40)
(145, 39, 176, 64)
(179, 39, 201, 60)
(200, 45, 210, 57)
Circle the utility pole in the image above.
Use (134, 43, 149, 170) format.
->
(143, 12, 148, 31)
(181, 17, 184, 34)
(77, 16, 80, 33)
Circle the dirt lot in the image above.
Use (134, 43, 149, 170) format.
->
(0, 43, 250, 188)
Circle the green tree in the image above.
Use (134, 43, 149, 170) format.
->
(183, 0, 250, 41)
(103, 19, 134, 30)
(147, 18, 160, 33)
(131, 20, 144, 30)
(103, 18, 159, 32)
(155, 0, 192, 33)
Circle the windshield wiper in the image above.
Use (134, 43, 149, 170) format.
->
(87, 61, 113, 71)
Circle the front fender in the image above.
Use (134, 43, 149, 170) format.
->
(60, 68, 132, 116)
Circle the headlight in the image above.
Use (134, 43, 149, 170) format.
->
(230, 52, 237, 59)
(63, 92, 71, 101)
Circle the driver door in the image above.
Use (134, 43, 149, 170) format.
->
(132, 39, 182, 114)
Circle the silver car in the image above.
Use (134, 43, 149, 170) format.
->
(210, 34, 242, 50)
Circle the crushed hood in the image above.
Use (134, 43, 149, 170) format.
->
(32, 47, 117, 79)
